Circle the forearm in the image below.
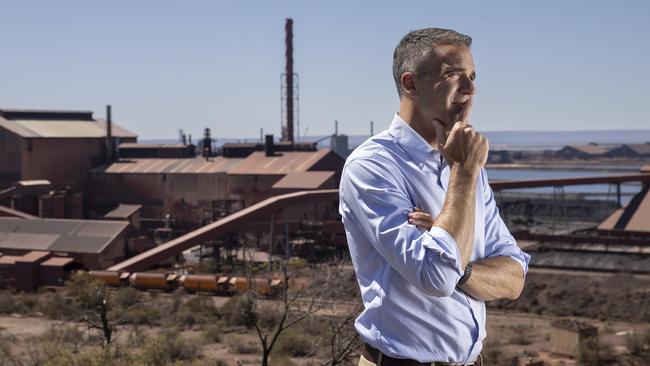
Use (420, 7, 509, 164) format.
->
(458, 256, 524, 301)
(433, 166, 477, 268)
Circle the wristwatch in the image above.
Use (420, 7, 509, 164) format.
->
(457, 263, 473, 286)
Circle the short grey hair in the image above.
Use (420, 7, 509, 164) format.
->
(393, 28, 472, 98)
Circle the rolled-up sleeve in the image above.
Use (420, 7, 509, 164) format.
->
(481, 169, 531, 276)
(340, 157, 463, 297)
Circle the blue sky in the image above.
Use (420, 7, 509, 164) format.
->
(1, 1, 648, 139)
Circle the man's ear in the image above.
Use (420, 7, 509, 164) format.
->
(401, 72, 417, 96)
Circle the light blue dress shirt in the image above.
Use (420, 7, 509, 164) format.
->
(338, 114, 530, 363)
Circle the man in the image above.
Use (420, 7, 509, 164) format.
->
(338, 28, 530, 366)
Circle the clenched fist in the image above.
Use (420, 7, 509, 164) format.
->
(433, 118, 488, 175)
(439, 122, 489, 173)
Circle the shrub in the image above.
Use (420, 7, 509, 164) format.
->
(40, 343, 76, 366)
(258, 306, 282, 330)
(272, 327, 313, 357)
(111, 287, 141, 310)
(36, 291, 79, 320)
(175, 296, 220, 328)
(269, 354, 299, 366)
(288, 257, 307, 270)
(66, 271, 106, 309)
(226, 334, 259, 354)
(125, 305, 163, 326)
(0, 332, 19, 363)
(38, 324, 86, 350)
(297, 316, 331, 338)
(202, 324, 224, 343)
(221, 295, 255, 327)
(136, 330, 200, 364)
(0, 290, 34, 315)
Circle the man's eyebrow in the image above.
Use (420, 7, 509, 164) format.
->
(440, 63, 464, 74)
(440, 63, 476, 79)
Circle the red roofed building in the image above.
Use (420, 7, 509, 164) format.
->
(0, 108, 137, 190)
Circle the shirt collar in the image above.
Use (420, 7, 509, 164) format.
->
(387, 113, 438, 166)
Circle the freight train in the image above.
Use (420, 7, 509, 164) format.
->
(88, 270, 282, 296)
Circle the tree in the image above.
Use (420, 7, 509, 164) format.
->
(67, 272, 114, 347)
(240, 262, 327, 366)
(313, 305, 362, 366)
(305, 261, 363, 366)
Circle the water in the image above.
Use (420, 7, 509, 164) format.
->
(314, 129, 650, 151)
(487, 168, 642, 205)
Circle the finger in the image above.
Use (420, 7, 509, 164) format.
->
(410, 217, 431, 225)
(432, 119, 447, 148)
(409, 212, 431, 220)
(457, 99, 474, 123)
(413, 221, 431, 228)
(409, 218, 429, 226)
(412, 207, 422, 212)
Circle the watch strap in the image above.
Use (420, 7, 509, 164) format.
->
(458, 262, 473, 286)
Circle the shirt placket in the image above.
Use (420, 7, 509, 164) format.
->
(464, 296, 482, 362)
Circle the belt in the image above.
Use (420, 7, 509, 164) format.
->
(362, 343, 481, 366)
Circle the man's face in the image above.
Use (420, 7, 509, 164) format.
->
(413, 44, 476, 130)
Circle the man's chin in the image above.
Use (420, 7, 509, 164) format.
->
(434, 118, 453, 132)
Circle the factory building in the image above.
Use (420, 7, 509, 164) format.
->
(226, 149, 343, 204)
(90, 157, 242, 224)
(0, 108, 137, 190)
(0, 217, 150, 269)
(0, 251, 78, 291)
(89, 147, 344, 226)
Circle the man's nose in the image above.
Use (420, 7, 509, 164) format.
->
(460, 76, 476, 96)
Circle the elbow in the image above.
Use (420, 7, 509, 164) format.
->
(506, 276, 525, 300)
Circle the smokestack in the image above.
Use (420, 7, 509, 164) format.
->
(335, 120, 338, 135)
(370, 120, 374, 136)
(179, 129, 187, 145)
(106, 105, 113, 163)
(202, 127, 212, 158)
(265, 134, 275, 156)
(285, 18, 294, 143)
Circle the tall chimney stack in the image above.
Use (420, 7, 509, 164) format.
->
(202, 127, 212, 158)
(106, 105, 113, 163)
(284, 18, 294, 143)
